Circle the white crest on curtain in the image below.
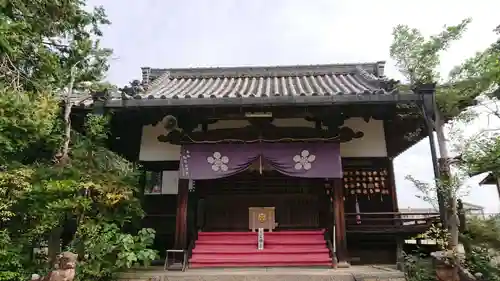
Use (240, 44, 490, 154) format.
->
(207, 151, 229, 172)
(292, 150, 316, 170)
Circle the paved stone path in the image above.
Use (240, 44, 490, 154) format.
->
(119, 265, 406, 281)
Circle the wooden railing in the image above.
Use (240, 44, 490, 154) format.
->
(345, 212, 440, 233)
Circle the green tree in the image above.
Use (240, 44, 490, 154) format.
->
(391, 20, 500, 280)
(458, 25, 500, 180)
(0, 0, 111, 91)
(0, 1, 157, 280)
(390, 18, 473, 254)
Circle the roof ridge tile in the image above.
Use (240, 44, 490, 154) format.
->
(146, 62, 384, 80)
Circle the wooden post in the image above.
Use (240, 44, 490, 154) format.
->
(457, 199, 467, 233)
(396, 237, 404, 271)
(333, 178, 349, 267)
(387, 158, 399, 212)
(174, 179, 189, 249)
(496, 176, 500, 202)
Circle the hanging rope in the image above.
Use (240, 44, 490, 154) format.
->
(183, 134, 343, 144)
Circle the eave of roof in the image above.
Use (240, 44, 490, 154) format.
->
(461, 202, 485, 210)
(479, 172, 498, 185)
(104, 92, 420, 108)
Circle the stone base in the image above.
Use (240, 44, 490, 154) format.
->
(336, 261, 351, 268)
(435, 265, 459, 281)
(119, 265, 405, 281)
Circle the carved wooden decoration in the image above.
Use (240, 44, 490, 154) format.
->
(155, 114, 364, 144)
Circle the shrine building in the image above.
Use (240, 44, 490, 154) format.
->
(77, 62, 440, 269)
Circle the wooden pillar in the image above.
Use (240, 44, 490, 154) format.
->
(174, 179, 189, 249)
(496, 176, 500, 202)
(396, 237, 404, 271)
(333, 178, 349, 267)
(387, 158, 399, 212)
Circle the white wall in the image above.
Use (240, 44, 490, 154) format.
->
(341, 118, 387, 157)
(139, 124, 181, 161)
(138, 117, 387, 161)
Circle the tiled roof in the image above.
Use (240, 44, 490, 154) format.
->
(130, 62, 397, 101)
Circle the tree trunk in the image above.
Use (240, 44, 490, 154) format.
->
(59, 102, 72, 164)
(48, 227, 63, 266)
(434, 112, 459, 251)
(434, 111, 460, 281)
(58, 94, 73, 164)
(49, 67, 76, 263)
(57, 67, 76, 166)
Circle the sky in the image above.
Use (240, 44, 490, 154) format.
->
(88, 0, 500, 214)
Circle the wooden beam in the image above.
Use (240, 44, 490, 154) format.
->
(174, 179, 189, 249)
(160, 124, 364, 144)
(333, 178, 349, 267)
(139, 161, 180, 171)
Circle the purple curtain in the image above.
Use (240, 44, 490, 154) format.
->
(179, 143, 342, 180)
(179, 144, 259, 180)
(261, 143, 342, 178)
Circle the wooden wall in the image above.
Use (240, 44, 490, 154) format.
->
(342, 157, 399, 265)
(140, 157, 398, 263)
(140, 161, 179, 257)
(141, 194, 177, 256)
(195, 171, 328, 231)
(342, 157, 396, 214)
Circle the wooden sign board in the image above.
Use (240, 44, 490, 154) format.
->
(248, 207, 276, 232)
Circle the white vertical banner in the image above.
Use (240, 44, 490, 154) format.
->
(258, 228, 264, 250)
(333, 225, 336, 253)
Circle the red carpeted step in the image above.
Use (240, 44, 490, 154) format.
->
(190, 261, 332, 268)
(189, 230, 333, 268)
(192, 248, 329, 254)
(194, 244, 327, 250)
(195, 240, 324, 246)
(190, 253, 331, 263)
(196, 235, 325, 241)
(198, 233, 324, 240)
(197, 230, 325, 236)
